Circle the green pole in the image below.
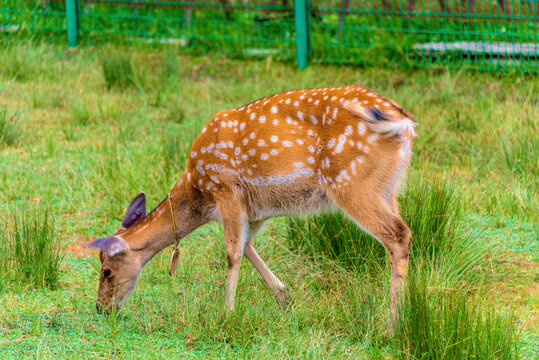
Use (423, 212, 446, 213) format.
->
(65, 0, 79, 47)
(294, 0, 310, 70)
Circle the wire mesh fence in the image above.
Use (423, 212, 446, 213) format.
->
(1, 0, 537, 73)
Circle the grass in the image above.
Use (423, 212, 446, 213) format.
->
(0, 43, 537, 358)
(102, 52, 138, 89)
(287, 211, 386, 273)
(0, 109, 19, 146)
(394, 276, 519, 360)
(0, 208, 63, 291)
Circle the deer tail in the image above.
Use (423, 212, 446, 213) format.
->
(344, 101, 416, 140)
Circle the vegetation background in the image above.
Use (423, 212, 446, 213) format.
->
(0, 43, 537, 359)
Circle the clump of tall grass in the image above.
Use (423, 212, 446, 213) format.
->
(400, 174, 461, 262)
(288, 212, 386, 272)
(0, 43, 51, 81)
(0, 109, 19, 146)
(394, 276, 519, 360)
(0, 209, 64, 290)
(102, 52, 138, 89)
(162, 130, 189, 177)
(71, 99, 94, 126)
(502, 135, 538, 180)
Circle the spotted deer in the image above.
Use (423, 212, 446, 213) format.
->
(89, 85, 416, 331)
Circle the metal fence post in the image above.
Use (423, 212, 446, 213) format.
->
(294, 0, 310, 70)
(65, 0, 79, 47)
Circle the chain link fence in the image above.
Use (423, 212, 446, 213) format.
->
(1, 0, 537, 72)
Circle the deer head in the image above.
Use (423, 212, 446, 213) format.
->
(89, 192, 147, 313)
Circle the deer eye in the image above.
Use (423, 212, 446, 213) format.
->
(102, 269, 112, 278)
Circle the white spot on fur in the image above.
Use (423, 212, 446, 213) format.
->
(334, 135, 346, 154)
(270, 135, 278, 143)
(282, 140, 292, 147)
(358, 122, 366, 135)
(271, 106, 278, 113)
(368, 133, 379, 143)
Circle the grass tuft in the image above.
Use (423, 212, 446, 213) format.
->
(102, 52, 138, 89)
(400, 173, 461, 262)
(0, 109, 19, 146)
(502, 136, 538, 180)
(394, 276, 519, 360)
(0, 208, 64, 290)
(287, 212, 386, 273)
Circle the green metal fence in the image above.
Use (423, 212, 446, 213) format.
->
(1, 0, 538, 73)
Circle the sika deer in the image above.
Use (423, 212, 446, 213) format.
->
(89, 85, 416, 331)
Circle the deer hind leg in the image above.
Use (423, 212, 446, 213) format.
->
(243, 221, 290, 305)
(218, 201, 249, 311)
(329, 188, 411, 332)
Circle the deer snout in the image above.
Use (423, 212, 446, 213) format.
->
(96, 301, 112, 314)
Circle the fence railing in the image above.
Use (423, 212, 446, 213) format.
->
(1, 0, 538, 73)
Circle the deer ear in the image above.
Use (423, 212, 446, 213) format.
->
(89, 237, 128, 257)
(122, 192, 146, 229)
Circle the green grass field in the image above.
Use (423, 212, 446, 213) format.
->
(0, 43, 537, 359)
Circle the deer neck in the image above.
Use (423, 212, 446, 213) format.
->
(120, 183, 209, 266)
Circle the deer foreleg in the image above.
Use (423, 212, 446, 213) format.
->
(219, 203, 248, 311)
